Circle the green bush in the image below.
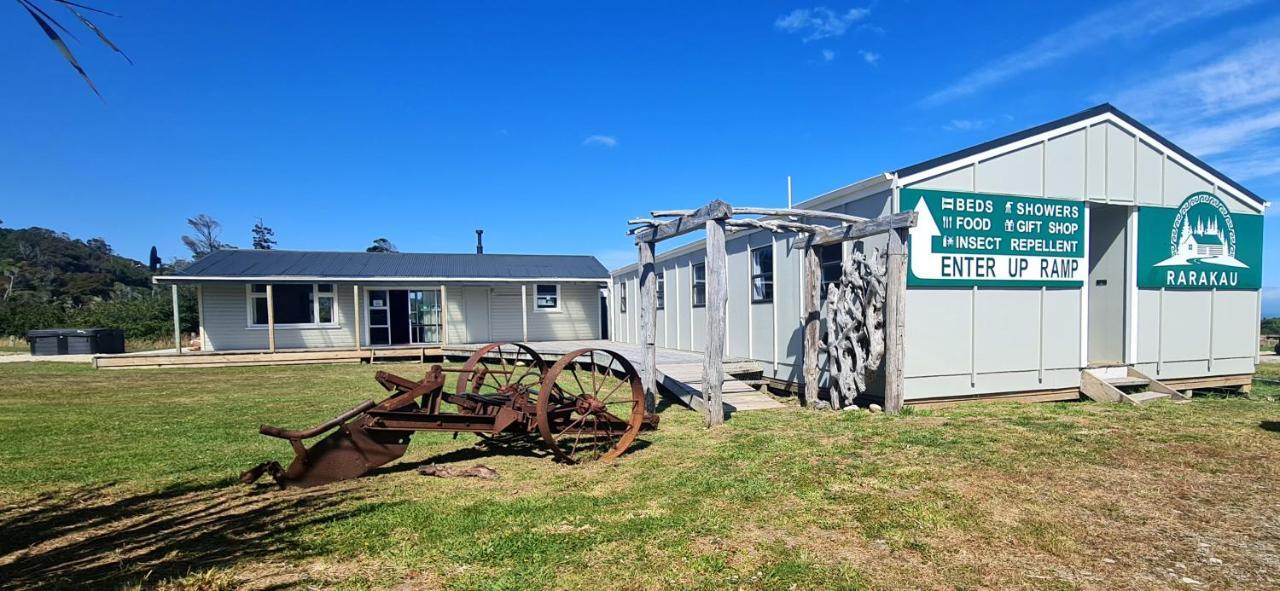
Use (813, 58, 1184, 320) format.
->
(0, 287, 198, 340)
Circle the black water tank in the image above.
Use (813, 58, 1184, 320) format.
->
(27, 328, 125, 355)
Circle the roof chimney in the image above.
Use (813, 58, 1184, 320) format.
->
(475, 229, 484, 254)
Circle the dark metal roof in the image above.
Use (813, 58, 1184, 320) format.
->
(170, 249, 609, 280)
(894, 103, 1266, 207)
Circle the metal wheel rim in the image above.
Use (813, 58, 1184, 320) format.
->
(456, 342, 548, 397)
(536, 348, 644, 464)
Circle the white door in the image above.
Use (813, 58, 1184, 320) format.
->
(462, 287, 490, 343)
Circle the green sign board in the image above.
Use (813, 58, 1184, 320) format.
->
(1136, 192, 1263, 290)
(900, 188, 1086, 287)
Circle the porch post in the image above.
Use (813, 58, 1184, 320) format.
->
(441, 285, 449, 346)
(171, 284, 182, 355)
(802, 246, 820, 408)
(883, 228, 908, 413)
(638, 240, 657, 414)
(521, 284, 529, 342)
(353, 285, 362, 351)
(266, 284, 276, 353)
(702, 218, 727, 427)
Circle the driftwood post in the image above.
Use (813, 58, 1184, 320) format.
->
(883, 227, 908, 412)
(638, 240, 658, 413)
(703, 217, 727, 426)
(802, 245, 821, 408)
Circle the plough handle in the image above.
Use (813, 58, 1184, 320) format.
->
(259, 400, 377, 440)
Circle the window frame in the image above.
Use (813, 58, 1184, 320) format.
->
(534, 284, 560, 312)
(655, 272, 665, 310)
(750, 245, 774, 303)
(618, 282, 627, 313)
(819, 245, 843, 301)
(692, 262, 707, 308)
(246, 283, 339, 329)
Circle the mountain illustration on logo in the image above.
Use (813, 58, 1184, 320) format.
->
(1154, 192, 1247, 269)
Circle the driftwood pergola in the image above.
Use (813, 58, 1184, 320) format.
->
(628, 200, 917, 426)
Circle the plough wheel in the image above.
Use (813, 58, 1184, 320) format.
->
(536, 348, 644, 463)
(457, 342, 549, 398)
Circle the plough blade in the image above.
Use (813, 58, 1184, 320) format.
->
(242, 402, 413, 489)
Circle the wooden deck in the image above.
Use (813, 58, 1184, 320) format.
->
(446, 340, 785, 415)
(92, 345, 445, 369)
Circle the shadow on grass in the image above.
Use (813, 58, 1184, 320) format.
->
(1260, 420, 1280, 433)
(0, 479, 368, 590)
(370, 434, 655, 478)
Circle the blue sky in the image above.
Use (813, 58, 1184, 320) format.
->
(2, 1, 1278, 313)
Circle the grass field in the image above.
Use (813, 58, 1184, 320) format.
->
(0, 361, 1278, 590)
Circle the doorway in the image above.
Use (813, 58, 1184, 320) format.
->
(1087, 204, 1129, 364)
(365, 288, 442, 346)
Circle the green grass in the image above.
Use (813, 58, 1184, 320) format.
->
(1, 361, 1278, 590)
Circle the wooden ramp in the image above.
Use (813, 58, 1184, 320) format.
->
(657, 362, 785, 414)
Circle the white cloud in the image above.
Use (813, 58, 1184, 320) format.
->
(821, 49, 836, 62)
(922, 0, 1260, 106)
(857, 49, 879, 65)
(943, 119, 985, 132)
(582, 135, 618, 148)
(1113, 31, 1280, 182)
(775, 6, 871, 42)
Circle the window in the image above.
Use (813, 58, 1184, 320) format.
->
(819, 245, 843, 300)
(249, 283, 337, 327)
(750, 246, 773, 303)
(692, 263, 706, 307)
(656, 272, 665, 309)
(535, 284, 559, 310)
(618, 283, 626, 313)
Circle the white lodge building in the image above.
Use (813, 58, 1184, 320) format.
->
(609, 104, 1268, 405)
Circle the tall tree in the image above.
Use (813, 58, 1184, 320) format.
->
(148, 246, 160, 272)
(251, 219, 277, 250)
(366, 238, 399, 253)
(181, 214, 232, 259)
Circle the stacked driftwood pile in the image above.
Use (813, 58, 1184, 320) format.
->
(823, 248, 887, 408)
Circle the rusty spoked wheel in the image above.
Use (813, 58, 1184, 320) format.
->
(536, 348, 644, 464)
(457, 342, 548, 398)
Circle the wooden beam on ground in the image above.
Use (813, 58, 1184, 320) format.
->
(802, 245, 820, 408)
(638, 240, 657, 413)
(702, 218, 727, 426)
(171, 284, 182, 355)
(635, 199, 732, 243)
(883, 228, 908, 412)
(266, 284, 276, 353)
(792, 211, 918, 250)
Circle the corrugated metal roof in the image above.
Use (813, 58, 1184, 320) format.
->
(171, 249, 609, 280)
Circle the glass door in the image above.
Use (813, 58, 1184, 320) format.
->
(367, 289, 390, 346)
(408, 289, 442, 344)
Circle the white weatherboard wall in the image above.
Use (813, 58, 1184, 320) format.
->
(611, 112, 1263, 403)
(902, 120, 1261, 400)
(202, 281, 602, 350)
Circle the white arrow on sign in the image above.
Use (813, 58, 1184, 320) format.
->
(907, 198, 1083, 283)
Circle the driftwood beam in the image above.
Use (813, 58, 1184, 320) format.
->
(650, 209, 695, 217)
(792, 211, 918, 250)
(725, 218, 826, 234)
(628, 218, 660, 226)
(731, 207, 868, 225)
(635, 199, 732, 243)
